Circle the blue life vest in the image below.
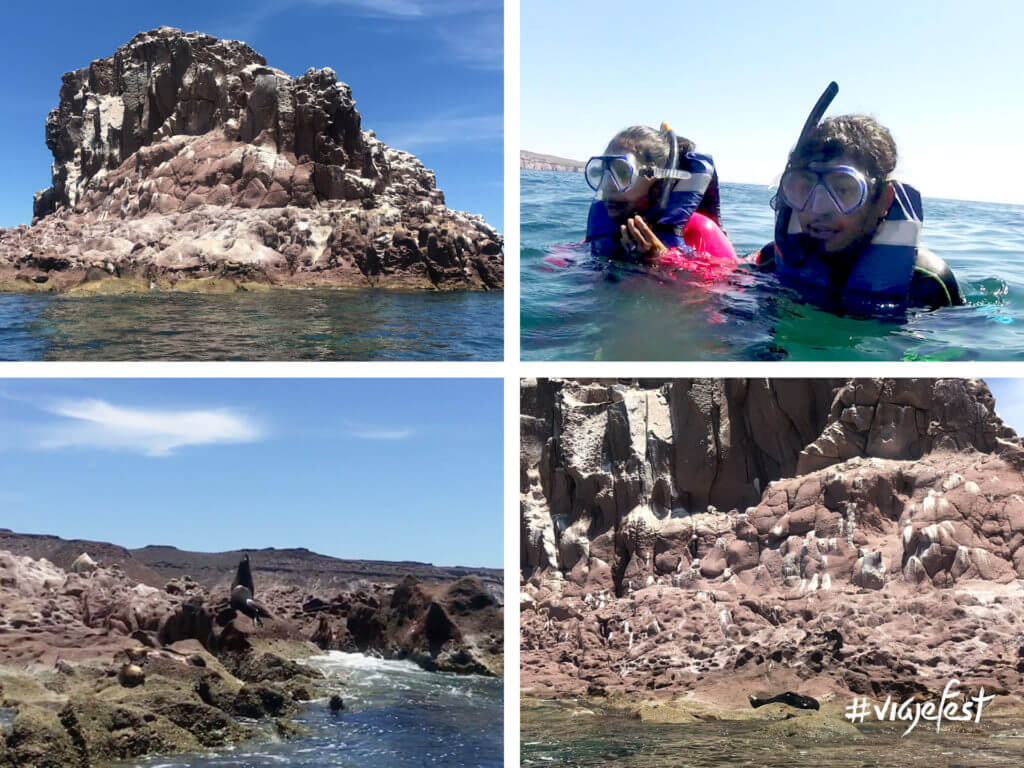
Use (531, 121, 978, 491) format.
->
(772, 181, 923, 314)
(585, 152, 716, 258)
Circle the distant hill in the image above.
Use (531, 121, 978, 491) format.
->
(521, 150, 584, 172)
(0, 528, 502, 595)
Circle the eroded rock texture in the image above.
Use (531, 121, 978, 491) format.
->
(520, 378, 1024, 705)
(0, 27, 502, 292)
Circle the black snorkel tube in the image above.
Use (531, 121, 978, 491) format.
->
(798, 81, 838, 147)
(774, 82, 839, 262)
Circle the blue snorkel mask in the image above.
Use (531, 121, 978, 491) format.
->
(585, 125, 691, 204)
(584, 154, 697, 201)
(779, 162, 873, 216)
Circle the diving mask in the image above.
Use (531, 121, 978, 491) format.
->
(585, 153, 694, 200)
(779, 163, 873, 216)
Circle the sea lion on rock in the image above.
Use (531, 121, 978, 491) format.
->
(230, 554, 273, 628)
(118, 663, 145, 687)
(71, 552, 97, 574)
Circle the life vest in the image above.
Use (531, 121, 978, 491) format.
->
(772, 181, 923, 314)
(585, 152, 722, 259)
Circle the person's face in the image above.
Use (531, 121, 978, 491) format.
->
(598, 143, 655, 220)
(794, 153, 891, 253)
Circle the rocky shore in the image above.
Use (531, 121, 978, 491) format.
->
(0, 27, 503, 295)
(521, 378, 1024, 718)
(0, 540, 502, 766)
(520, 150, 584, 173)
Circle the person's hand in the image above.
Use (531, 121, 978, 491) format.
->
(620, 216, 667, 258)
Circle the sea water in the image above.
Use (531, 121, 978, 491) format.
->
(0, 288, 503, 361)
(127, 652, 503, 768)
(521, 170, 1024, 360)
(521, 699, 1024, 767)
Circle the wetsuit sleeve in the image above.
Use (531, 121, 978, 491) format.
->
(909, 248, 963, 308)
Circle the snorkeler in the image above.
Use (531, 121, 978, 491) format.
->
(756, 82, 962, 313)
(583, 125, 737, 263)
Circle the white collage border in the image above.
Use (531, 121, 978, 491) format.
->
(2, 2, 1023, 766)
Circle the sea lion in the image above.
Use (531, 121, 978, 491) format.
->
(118, 663, 145, 688)
(749, 691, 820, 710)
(230, 554, 272, 628)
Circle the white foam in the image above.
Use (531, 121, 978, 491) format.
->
(309, 651, 426, 676)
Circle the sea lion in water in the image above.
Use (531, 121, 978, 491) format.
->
(230, 554, 272, 627)
(749, 691, 820, 710)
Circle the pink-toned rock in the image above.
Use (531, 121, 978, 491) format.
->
(521, 378, 1024, 705)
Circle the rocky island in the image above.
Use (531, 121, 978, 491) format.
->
(0, 27, 503, 294)
(520, 150, 584, 172)
(0, 531, 502, 766)
(521, 378, 1024, 736)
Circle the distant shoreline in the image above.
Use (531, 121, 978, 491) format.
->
(520, 150, 584, 172)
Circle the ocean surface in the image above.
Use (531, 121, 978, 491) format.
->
(522, 699, 1024, 767)
(521, 170, 1024, 360)
(0, 289, 503, 361)
(127, 652, 503, 768)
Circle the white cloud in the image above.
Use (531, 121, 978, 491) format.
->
(343, 421, 415, 440)
(311, 0, 496, 18)
(380, 113, 503, 152)
(433, 12, 503, 70)
(226, 0, 501, 67)
(36, 399, 263, 457)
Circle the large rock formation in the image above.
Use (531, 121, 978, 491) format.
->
(0, 543, 502, 677)
(0, 543, 503, 764)
(0, 550, 318, 766)
(520, 378, 1024, 705)
(300, 575, 504, 676)
(0, 27, 502, 293)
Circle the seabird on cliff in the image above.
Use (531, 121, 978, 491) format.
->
(230, 554, 272, 627)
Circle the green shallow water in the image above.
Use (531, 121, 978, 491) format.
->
(0, 288, 503, 361)
(521, 699, 1024, 768)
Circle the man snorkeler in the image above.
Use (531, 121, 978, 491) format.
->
(756, 83, 962, 314)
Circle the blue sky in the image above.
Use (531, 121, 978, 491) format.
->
(0, 378, 503, 568)
(0, 0, 502, 230)
(986, 380, 1024, 434)
(522, 0, 1023, 206)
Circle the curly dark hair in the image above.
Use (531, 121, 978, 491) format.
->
(605, 125, 696, 167)
(789, 115, 897, 195)
(605, 126, 721, 224)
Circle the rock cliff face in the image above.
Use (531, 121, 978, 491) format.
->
(520, 150, 584, 172)
(0, 27, 502, 293)
(520, 379, 1024, 705)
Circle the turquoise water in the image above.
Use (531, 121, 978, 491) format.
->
(128, 653, 503, 767)
(521, 170, 1024, 360)
(0, 289, 503, 361)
